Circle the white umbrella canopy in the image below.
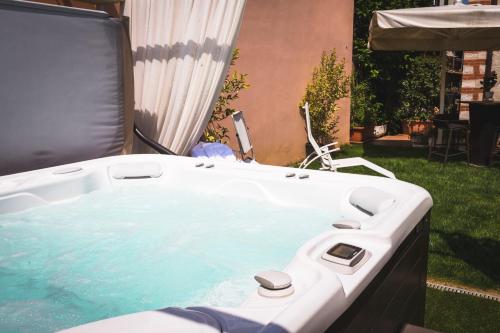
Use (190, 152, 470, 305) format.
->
(369, 4, 500, 51)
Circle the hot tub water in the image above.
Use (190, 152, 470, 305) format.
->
(0, 185, 335, 332)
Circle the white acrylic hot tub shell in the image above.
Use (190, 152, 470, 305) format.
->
(0, 155, 433, 333)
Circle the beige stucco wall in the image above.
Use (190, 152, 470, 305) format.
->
(228, 0, 354, 165)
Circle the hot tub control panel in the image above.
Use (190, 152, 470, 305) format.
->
(322, 243, 365, 267)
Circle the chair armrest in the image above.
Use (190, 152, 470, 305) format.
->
(299, 148, 340, 169)
(331, 157, 396, 179)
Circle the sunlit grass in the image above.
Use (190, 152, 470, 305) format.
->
(425, 288, 500, 333)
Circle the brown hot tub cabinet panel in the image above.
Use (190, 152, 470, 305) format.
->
(326, 213, 430, 333)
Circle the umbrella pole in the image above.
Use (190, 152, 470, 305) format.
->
(439, 52, 446, 115)
(437, 52, 447, 144)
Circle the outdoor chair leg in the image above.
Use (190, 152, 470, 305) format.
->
(444, 129, 453, 163)
(490, 127, 499, 163)
(427, 130, 433, 161)
(428, 127, 436, 161)
(466, 129, 471, 165)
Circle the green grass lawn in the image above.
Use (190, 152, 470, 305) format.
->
(425, 288, 500, 333)
(304, 143, 500, 292)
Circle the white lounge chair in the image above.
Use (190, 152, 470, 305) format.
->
(299, 102, 341, 171)
(299, 102, 396, 179)
(231, 111, 255, 161)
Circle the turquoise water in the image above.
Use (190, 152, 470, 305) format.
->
(0, 185, 334, 332)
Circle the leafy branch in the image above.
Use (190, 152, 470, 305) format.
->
(204, 49, 249, 143)
(301, 50, 350, 144)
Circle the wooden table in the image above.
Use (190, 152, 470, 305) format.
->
(464, 101, 500, 166)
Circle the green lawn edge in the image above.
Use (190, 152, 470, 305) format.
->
(425, 288, 500, 333)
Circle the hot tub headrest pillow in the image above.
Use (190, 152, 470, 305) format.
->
(349, 187, 396, 216)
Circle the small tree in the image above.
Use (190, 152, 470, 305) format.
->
(397, 54, 440, 121)
(204, 49, 249, 143)
(350, 80, 383, 127)
(301, 50, 350, 143)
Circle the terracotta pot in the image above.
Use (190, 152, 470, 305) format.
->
(402, 121, 410, 134)
(350, 124, 388, 143)
(350, 126, 372, 143)
(402, 120, 432, 135)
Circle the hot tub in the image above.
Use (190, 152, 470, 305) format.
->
(0, 155, 432, 333)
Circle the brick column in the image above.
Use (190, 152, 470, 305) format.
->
(459, 0, 495, 119)
(460, 51, 487, 117)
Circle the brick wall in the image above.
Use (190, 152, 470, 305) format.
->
(460, 50, 486, 117)
(491, 50, 500, 99)
(459, 0, 497, 119)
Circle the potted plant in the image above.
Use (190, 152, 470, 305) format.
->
(350, 81, 386, 142)
(481, 70, 497, 102)
(398, 55, 440, 136)
(400, 108, 436, 136)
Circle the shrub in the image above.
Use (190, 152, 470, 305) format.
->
(301, 50, 350, 143)
(350, 80, 384, 127)
(204, 49, 249, 143)
(397, 54, 440, 122)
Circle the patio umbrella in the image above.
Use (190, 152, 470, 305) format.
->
(369, 4, 500, 51)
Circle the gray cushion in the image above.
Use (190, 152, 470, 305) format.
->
(0, 0, 130, 175)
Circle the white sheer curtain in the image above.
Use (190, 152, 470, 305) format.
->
(124, 0, 246, 155)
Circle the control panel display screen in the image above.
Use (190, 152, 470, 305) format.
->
(327, 243, 362, 260)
